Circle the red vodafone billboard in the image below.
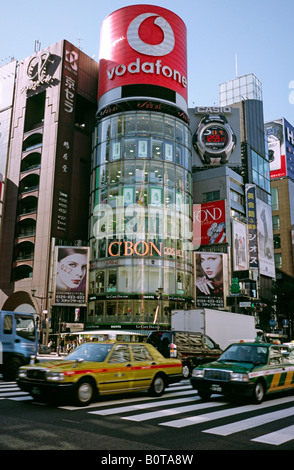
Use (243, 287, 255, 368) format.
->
(98, 5, 187, 112)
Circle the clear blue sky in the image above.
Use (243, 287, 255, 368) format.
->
(2, 0, 293, 123)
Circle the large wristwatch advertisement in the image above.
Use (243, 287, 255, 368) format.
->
(193, 114, 236, 165)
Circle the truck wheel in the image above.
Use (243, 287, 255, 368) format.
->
(182, 363, 191, 378)
(75, 378, 96, 406)
(149, 374, 166, 396)
(252, 380, 265, 404)
(3, 357, 22, 380)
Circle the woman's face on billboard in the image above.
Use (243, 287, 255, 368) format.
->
(57, 253, 87, 291)
(200, 254, 222, 280)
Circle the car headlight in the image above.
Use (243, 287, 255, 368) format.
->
(18, 369, 27, 378)
(191, 369, 204, 378)
(46, 372, 65, 382)
(230, 373, 249, 382)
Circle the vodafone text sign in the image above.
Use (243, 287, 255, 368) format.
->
(98, 5, 187, 110)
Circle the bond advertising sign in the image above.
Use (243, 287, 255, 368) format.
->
(98, 5, 187, 111)
(193, 200, 226, 248)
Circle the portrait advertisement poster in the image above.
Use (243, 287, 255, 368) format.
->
(195, 252, 228, 309)
(193, 200, 226, 248)
(256, 199, 275, 278)
(232, 219, 249, 271)
(53, 246, 89, 305)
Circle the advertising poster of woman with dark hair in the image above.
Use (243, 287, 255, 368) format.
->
(195, 252, 224, 308)
(54, 247, 89, 305)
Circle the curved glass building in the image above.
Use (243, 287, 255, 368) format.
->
(88, 5, 193, 328)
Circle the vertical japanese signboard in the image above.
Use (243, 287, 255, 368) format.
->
(246, 185, 258, 270)
(52, 42, 79, 238)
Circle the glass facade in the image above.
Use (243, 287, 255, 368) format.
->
(219, 74, 262, 106)
(88, 111, 193, 326)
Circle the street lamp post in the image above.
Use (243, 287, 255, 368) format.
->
(31, 289, 53, 345)
(155, 287, 163, 331)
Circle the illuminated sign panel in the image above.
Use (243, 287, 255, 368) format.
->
(98, 5, 187, 110)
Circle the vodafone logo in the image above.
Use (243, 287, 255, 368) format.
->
(127, 13, 175, 56)
(98, 5, 188, 104)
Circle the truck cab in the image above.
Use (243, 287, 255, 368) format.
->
(0, 311, 38, 380)
(146, 330, 222, 378)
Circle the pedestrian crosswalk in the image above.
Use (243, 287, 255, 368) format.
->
(1, 378, 294, 446)
(0, 381, 32, 401)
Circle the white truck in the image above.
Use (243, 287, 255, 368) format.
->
(171, 308, 261, 351)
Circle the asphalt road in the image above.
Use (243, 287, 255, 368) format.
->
(1, 376, 294, 459)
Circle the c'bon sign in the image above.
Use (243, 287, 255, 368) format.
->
(98, 5, 188, 112)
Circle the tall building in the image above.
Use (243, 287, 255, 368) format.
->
(189, 73, 275, 329)
(0, 41, 98, 339)
(87, 5, 193, 329)
(265, 118, 294, 336)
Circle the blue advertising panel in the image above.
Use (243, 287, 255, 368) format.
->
(284, 118, 294, 181)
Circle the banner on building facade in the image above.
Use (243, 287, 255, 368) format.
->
(256, 198, 275, 278)
(246, 185, 259, 270)
(195, 252, 228, 309)
(232, 219, 249, 271)
(193, 200, 226, 248)
(53, 246, 89, 305)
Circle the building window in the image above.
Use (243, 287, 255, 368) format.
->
(251, 150, 270, 193)
(272, 215, 280, 230)
(230, 190, 244, 205)
(273, 234, 281, 249)
(203, 190, 220, 203)
(271, 187, 279, 211)
(274, 253, 282, 268)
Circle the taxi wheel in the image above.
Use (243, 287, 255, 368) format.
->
(149, 374, 166, 397)
(75, 379, 96, 406)
(182, 363, 191, 378)
(252, 380, 265, 404)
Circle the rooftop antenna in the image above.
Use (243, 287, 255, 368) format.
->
(34, 40, 41, 53)
(77, 33, 83, 51)
(235, 53, 238, 78)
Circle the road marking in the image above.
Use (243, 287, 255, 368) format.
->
(60, 387, 195, 411)
(160, 395, 294, 428)
(0, 391, 30, 397)
(252, 424, 294, 445)
(204, 407, 294, 436)
(89, 395, 203, 416)
(121, 400, 227, 422)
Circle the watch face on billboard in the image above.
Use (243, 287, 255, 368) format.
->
(201, 125, 229, 151)
(98, 5, 187, 110)
(190, 107, 241, 168)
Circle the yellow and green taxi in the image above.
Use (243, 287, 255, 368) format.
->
(17, 342, 183, 406)
(190, 342, 294, 403)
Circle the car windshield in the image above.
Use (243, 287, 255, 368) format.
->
(67, 343, 113, 362)
(219, 344, 268, 364)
